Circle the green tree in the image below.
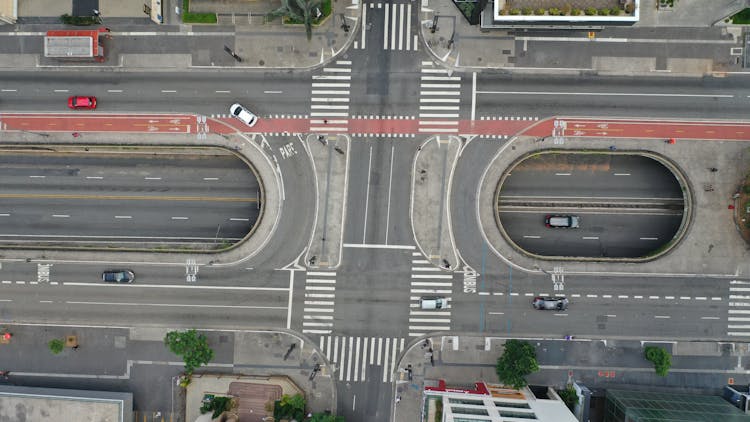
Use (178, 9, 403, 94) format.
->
(268, 0, 322, 40)
(275, 393, 306, 420)
(558, 385, 579, 411)
(164, 329, 214, 375)
(644, 346, 671, 376)
(495, 339, 539, 389)
(48, 338, 64, 355)
(310, 413, 345, 422)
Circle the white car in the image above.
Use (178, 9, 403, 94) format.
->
(229, 103, 258, 127)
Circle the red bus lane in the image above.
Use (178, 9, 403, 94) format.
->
(522, 118, 750, 141)
(0, 114, 195, 133)
(1, 114, 749, 141)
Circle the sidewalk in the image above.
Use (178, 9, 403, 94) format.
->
(419, 0, 747, 75)
(393, 334, 750, 421)
(2, 0, 362, 70)
(0, 323, 337, 419)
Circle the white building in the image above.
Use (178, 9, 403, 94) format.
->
(424, 380, 578, 421)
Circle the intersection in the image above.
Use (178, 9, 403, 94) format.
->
(2, 0, 750, 420)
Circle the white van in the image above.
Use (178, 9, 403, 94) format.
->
(420, 296, 446, 310)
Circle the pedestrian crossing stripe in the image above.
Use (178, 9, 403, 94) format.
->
(318, 336, 405, 382)
(303, 271, 337, 334)
(728, 280, 750, 337)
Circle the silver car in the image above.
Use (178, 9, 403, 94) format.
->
(532, 296, 568, 310)
(229, 103, 258, 127)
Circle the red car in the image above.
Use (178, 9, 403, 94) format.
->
(68, 96, 97, 109)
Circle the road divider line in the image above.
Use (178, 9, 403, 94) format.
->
(343, 243, 415, 250)
(475, 90, 734, 98)
(66, 301, 286, 309)
(64, 282, 288, 291)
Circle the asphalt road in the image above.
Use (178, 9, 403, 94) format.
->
(0, 150, 260, 246)
(497, 153, 685, 257)
(3, 41, 750, 422)
(2, 68, 750, 121)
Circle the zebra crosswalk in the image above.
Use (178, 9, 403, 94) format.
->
(409, 251, 453, 337)
(310, 60, 351, 133)
(302, 271, 337, 335)
(354, 2, 418, 51)
(728, 280, 750, 337)
(319, 335, 405, 383)
(418, 61, 461, 134)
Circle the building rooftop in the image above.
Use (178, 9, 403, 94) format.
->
(0, 385, 132, 422)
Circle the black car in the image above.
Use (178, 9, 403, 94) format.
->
(102, 270, 135, 283)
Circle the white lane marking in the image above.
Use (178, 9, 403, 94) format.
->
(362, 146, 373, 242)
(370, 337, 376, 365)
(171, 216, 189, 220)
(339, 338, 347, 381)
(67, 301, 285, 309)
(346, 337, 354, 381)
(107, 89, 123, 93)
(161, 90, 177, 93)
(85, 176, 103, 180)
(144, 177, 162, 180)
(361, 5, 367, 49)
(64, 282, 289, 291)
(555, 173, 571, 176)
(312, 75, 351, 80)
(215, 90, 231, 93)
(53, 89, 69, 92)
(476, 90, 734, 98)
(229, 218, 249, 222)
(389, 338, 398, 382)
(0, 214, 9, 217)
(1, 89, 17, 92)
(51, 214, 69, 218)
(613, 173, 631, 176)
(114, 216, 132, 219)
(398, 4, 404, 50)
(377, 338, 383, 365)
(406, 4, 412, 50)
(385, 145, 394, 244)
(29, 175, 46, 178)
(523, 235, 541, 239)
(360, 338, 367, 381)
(582, 236, 599, 240)
(640, 237, 659, 240)
(390, 4, 397, 50)
(701, 316, 720, 320)
(264, 90, 283, 94)
(203, 177, 219, 181)
(655, 315, 671, 319)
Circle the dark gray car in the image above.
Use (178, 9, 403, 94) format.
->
(102, 270, 135, 283)
(532, 296, 568, 310)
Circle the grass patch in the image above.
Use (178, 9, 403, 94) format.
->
(733, 8, 750, 24)
(60, 14, 99, 26)
(182, 0, 217, 24)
